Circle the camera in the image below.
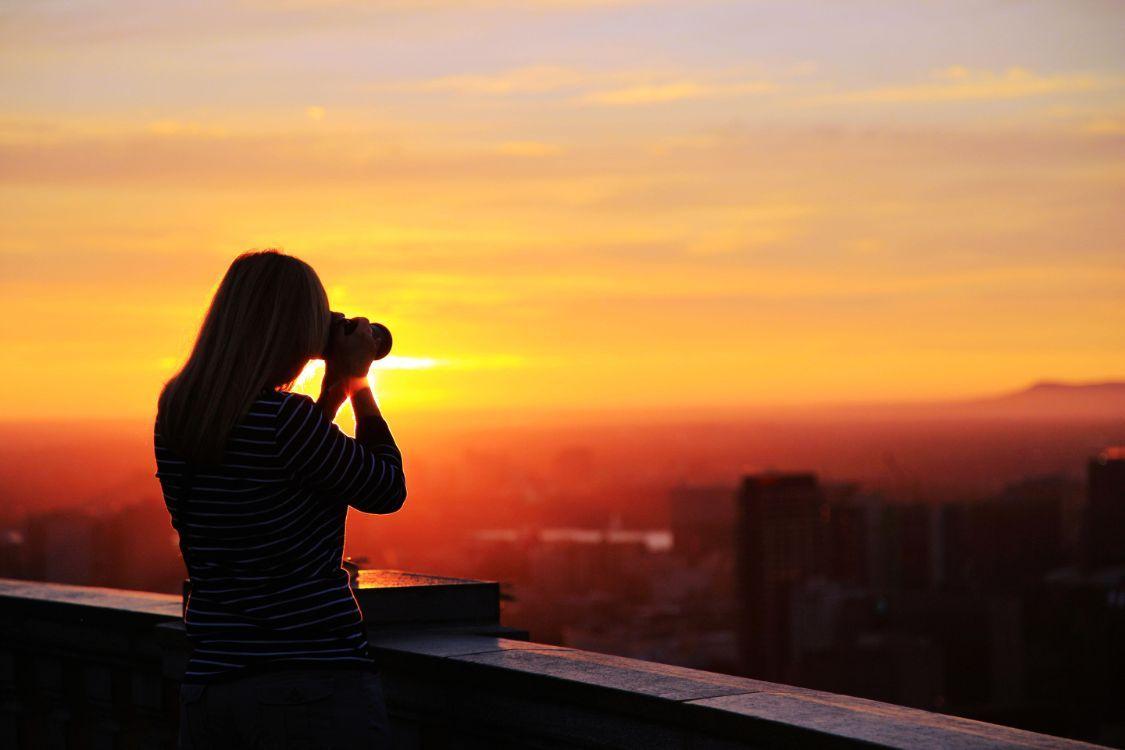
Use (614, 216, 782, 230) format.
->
(321, 311, 392, 361)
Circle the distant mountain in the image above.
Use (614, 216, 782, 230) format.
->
(782, 381, 1125, 421)
(956, 381, 1125, 418)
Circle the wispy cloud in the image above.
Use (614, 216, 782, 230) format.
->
(1044, 104, 1125, 136)
(144, 120, 230, 138)
(378, 64, 776, 106)
(255, 0, 652, 8)
(380, 63, 1114, 111)
(403, 65, 588, 95)
(1082, 117, 1125, 135)
(829, 66, 1120, 104)
(578, 79, 774, 106)
(494, 140, 563, 157)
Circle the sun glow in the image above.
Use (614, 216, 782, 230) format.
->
(292, 360, 326, 392)
(289, 355, 441, 432)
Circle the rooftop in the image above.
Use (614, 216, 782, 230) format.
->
(0, 574, 1108, 749)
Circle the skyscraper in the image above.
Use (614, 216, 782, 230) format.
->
(1087, 447, 1125, 567)
(735, 472, 824, 680)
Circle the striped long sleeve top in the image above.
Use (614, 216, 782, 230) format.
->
(154, 388, 407, 684)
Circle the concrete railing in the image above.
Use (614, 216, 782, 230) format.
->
(0, 576, 1106, 749)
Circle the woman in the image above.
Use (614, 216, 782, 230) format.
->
(154, 250, 406, 749)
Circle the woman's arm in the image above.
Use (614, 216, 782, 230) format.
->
(349, 384, 380, 420)
(277, 389, 406, 514)
(289, 315, 404, 512)
(316, 378, 391, 459)
(315, 376, 379, 421)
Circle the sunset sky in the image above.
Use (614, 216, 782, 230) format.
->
(2, 0, 1123, 421)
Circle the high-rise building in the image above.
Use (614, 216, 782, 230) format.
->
(735, 472, 824, 680)
(939, 476, 1079, 591)
(822, 489, 876, 588)
(1087, 447, 1125, 567)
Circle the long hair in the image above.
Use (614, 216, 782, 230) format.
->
(157, 250, 331, 465)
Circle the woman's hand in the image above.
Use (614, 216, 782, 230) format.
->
(322, 317, 378, 396)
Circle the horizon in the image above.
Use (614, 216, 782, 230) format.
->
(0, 377, 1121, 433)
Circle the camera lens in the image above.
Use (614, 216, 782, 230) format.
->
(370, 323, 392, 360)
(321, 313, 393, 360)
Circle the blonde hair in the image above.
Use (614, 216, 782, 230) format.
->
(157, 250, 331, 465)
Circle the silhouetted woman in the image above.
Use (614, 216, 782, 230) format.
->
(155, 250, 406, 749)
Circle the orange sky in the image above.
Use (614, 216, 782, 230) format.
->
(2, 1, 1123, 421)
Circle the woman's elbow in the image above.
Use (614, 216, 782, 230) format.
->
(380, 482, 407, 514)
(354, 479, 406, 515)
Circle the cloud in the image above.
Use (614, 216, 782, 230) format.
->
(380, 64, 777, 106)
(830, 66, 1120, 104)
(396, 65, 588, 95)
(578, 80, 774, 106)
(494, 141, 563, 157)
(256, 0, 651, 8)
(1042, 104, 1125, 136)
(145, 120, 229, 137)
(1082, 117, 1125, 135)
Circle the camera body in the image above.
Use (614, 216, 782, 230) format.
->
(321, 311, 392, 361)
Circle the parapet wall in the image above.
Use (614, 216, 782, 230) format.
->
(0, 577, 1105, 750)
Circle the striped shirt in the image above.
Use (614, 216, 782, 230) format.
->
(154, 388, 407, 684)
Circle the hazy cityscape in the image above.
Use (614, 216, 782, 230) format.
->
(2, 381, 1122, 746)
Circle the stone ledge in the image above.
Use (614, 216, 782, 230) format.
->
(0, 578, 181, 623)
(368, 634, 1107, 750)
(0, 577, 1109, 750)
(687, 691, 1105, 750)
(351, 569, 500, 628)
